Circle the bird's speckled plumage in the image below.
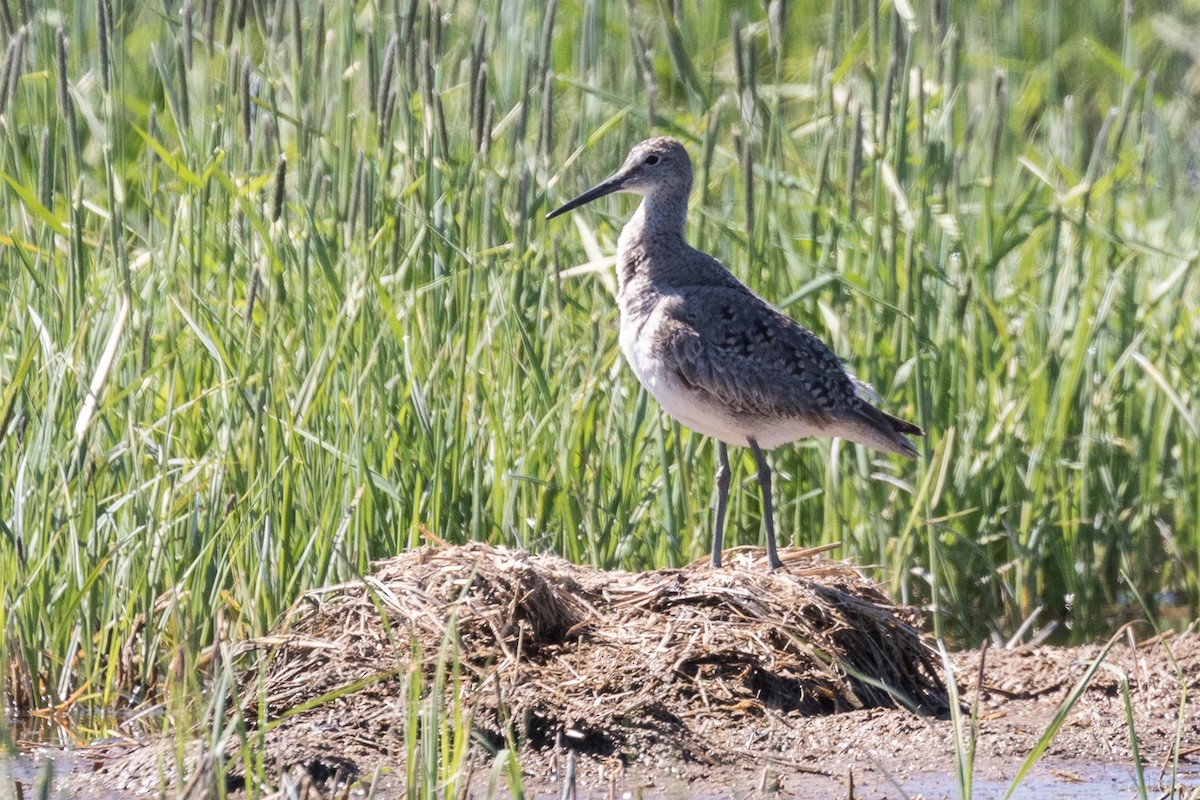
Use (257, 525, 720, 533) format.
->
(547, 137, 923, 570)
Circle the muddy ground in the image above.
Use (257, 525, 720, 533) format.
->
(12, 544, 1200, 799)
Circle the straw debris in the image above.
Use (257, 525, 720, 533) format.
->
(235, 542, 946, 776)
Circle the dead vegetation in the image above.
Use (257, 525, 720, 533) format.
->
(232, 542, 947, 780)
(30, 544, 1200, 798)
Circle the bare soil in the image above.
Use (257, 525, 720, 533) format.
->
(20, 544, 1200, 798)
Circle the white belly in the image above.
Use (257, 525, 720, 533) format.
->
(617, 321, 822, 450)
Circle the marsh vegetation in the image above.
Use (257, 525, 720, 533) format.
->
(2, 0, 1199, 795)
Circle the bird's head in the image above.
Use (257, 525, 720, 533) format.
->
(546, 137, 693, 220)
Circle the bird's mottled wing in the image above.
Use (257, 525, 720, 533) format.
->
(653, 286, 862, 423)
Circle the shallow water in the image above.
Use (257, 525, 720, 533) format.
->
(8, 701, 164, 745)
(4, 749, 59, 794)
(4, 705, 166, 798)
(7, 749, 1199, 800)
(878, 761, 1200, 800)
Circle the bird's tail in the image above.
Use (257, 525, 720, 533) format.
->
(883, 410, 924, 438)
(850, 404, 924, 459)
(881, 409, 923, 459)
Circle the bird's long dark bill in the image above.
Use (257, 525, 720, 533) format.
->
(545, 173, 627, 220)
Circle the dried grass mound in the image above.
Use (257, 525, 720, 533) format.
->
(236, 542, 946, 775)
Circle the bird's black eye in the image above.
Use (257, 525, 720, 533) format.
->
(644, 154, 660, 166)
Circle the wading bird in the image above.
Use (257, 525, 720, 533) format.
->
(546, 137, 922, 570)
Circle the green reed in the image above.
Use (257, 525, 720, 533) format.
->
(0, 0, 1196, 749)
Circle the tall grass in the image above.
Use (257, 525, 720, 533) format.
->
(0, 0, 1197, 725)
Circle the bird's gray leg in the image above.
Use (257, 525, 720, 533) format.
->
(711, 441, 731, 568)
(747, 437, 782, 571)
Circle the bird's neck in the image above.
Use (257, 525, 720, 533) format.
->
(617, 195, 688, 264)
(633, 192, 688, 239)
(616, 195, 691, 302)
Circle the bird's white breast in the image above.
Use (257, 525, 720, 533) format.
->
(617, 307, 825, 450)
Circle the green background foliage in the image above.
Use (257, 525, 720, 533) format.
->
(1, 0, 1198, 714)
